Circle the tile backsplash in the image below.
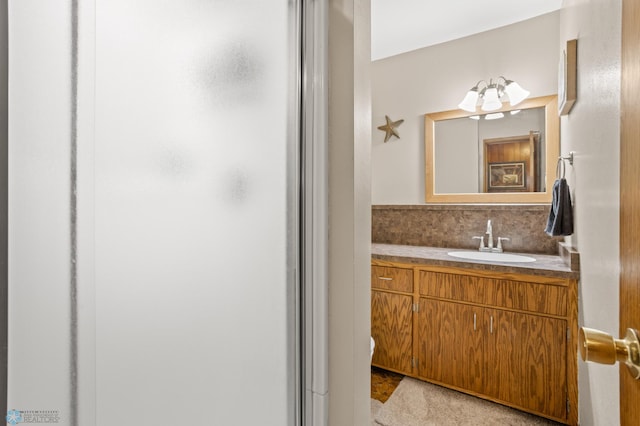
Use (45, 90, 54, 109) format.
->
(372, 204, 564, 255)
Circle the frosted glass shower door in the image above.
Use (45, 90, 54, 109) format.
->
(8, 1, 302, 424)
(91, 1, 298, 425)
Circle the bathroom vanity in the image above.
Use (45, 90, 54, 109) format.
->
(371, 243, 579, 425)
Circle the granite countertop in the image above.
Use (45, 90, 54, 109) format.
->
(372, 243, 580, 280)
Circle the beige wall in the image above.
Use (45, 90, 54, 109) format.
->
(328, 0, 371, 425)
(559, 1, 622, 424)
(371, 12, 559, 204)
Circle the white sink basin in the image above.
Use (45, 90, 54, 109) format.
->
(447, 251, 536, 263)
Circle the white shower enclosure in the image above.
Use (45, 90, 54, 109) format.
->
(7, 1, 326, 425)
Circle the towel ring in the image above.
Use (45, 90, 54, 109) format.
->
(556, 158, 566, 179)
(557, 151, 575, 179)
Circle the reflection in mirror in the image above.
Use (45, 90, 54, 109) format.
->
(425, 95, 559, 204)
(434, 108, 545, 194)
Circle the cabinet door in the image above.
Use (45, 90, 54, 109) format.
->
(371, 290, 413, 374)
(486, 309, 567, 420)
(417, 298, 484, 393)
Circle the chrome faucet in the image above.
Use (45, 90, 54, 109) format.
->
(473, 220, 509, 252)
(486, 220, 493, 250)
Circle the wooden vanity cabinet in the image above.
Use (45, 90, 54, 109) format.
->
(371, 260, 578, 425)
(370, 265, 414, 375)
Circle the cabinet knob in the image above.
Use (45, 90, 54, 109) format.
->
(579, 327, 640, 379)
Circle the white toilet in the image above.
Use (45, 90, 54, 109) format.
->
(370, 336, 375, 362)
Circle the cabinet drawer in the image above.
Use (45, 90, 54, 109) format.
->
(419, 271, 480, 303)
(419, 271, 567, 316)
(371, 265, 413, 292)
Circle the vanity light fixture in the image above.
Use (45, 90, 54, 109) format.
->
(458, 76, 530, 112)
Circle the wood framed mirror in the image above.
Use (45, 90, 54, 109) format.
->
(424, 95, 559, 203)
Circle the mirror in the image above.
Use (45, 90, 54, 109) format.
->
(425, 95, 559, 203)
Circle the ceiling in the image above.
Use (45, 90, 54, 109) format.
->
(371, 0, 563, 60)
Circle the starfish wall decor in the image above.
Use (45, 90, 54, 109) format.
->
(377, 115, 404, 142)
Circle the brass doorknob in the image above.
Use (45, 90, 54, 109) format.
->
(579, 327, 640, 380)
